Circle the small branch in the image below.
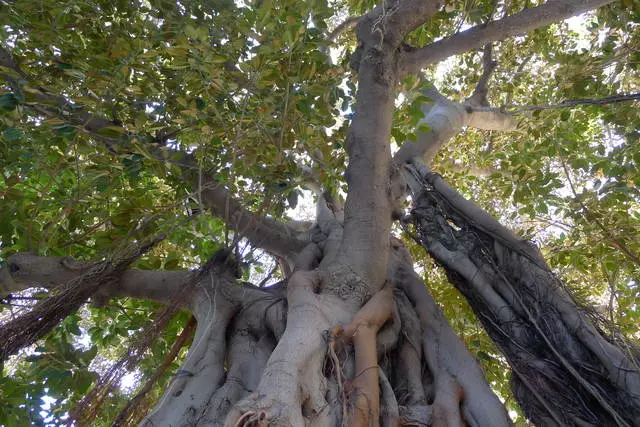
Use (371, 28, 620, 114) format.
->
(400, 0, 616, 76)
(466, 44, 497, 107)
(559, 161, 640, 268)
(327, 16, 360, 42)
(472, 92, 640, 113)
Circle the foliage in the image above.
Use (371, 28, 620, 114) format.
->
(0, 0, 638, 424)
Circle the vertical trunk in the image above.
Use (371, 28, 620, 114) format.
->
(137, 250, 513, 427)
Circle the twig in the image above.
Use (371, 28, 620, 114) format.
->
(559, 159, 640, 267)
(473, 92, 640, 114)
(327, 16, 360, 42)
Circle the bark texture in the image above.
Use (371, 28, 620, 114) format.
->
(407, 165, 640, 427)
(1, 0, 628, 425)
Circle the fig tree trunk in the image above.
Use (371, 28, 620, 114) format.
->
(1, 1, 636, 426)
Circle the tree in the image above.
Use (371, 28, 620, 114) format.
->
(0, 0, 639, 425)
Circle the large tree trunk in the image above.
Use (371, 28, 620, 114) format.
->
(138, 244, 513, 427)
(406, 164, 640, 427)
(1, 2, 627, 426)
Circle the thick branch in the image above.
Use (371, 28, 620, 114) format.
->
(466, 44, 497, 107)
(0, 253, 190, 303)
(400, 0, 616, 76)
(394, 84, 517, 166)
(339, 0, 444, 287)
(0, 237, 163, 361)
(197, 176, 309, 261)
(0, 46, 306, 260)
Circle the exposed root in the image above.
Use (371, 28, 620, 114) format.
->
(225, 270, 353, 427)
(198, 295, 280, 426)
(390, 239, 512, 427)
(335, 283, 395, 427)
(130, 241, 517, 427)
(326, 328, 349, 423)
(379, 368, 400, 427)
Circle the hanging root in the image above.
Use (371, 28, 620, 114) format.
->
(409, 169, 640, 426)
(333, 282, 395, 427)
(112, 315, 197, 426)
(0, 235, 164, 362)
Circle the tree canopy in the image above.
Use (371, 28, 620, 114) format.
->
(0, 0, 638, 425)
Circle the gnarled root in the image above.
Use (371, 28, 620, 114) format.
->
(141, 283, 239, 426)
(197, 295, 284, 425)
(333, 283, 394, 427)
(225, 270, 353, 427)
(139, 245, 513, 427)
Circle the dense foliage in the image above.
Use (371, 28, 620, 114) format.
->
(1, 0, 638, 424)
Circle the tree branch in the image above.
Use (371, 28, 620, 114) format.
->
(400, 0, 616, 76)
(0, 45, 307, 261)
(338, 0, 443, 287)
(394, 82, 517, 166)
(197, 176, 309, 261)
(473, 92, 640, 113)
(327, 16, 361, 42)
(0, 253, 191, 303)
(466, 44, 497, 107)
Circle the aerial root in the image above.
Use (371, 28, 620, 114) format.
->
(332, 283, 395, 427)
(326, 327, 350, 422)
(233, 410, 268, 427)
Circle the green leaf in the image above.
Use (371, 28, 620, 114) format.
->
(2, 127, 23, 141)
(0, 93, 18, 110)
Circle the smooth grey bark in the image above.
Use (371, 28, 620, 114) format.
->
(394, 83, 517, 167)
(1, 0, 626, 426)
(0, 253, 190, 304)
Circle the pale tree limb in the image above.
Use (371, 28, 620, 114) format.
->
(0, 253, 191, 303)
(400, 0, 616, 76)
(466, 44, 497, 107)
(389, 240, 513, 427)
(394, 82, 518, 166)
